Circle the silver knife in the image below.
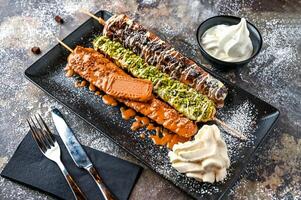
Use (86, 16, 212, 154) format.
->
(51, 108, 117, 200)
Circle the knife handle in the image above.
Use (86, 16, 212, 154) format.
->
(57, 161, 86, 200)
(86, 166, 117, 200)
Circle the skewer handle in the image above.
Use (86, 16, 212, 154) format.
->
(56, 38, 74, 53)
(80, 9, 106, 26)
(214, 118, 247, 140)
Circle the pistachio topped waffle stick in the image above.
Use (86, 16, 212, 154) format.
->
(93, 36, 247, 140)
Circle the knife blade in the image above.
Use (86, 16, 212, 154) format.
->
(51, 108, 92, 168)
(51, 108, 116, 200)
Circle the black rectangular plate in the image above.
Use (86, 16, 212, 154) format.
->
(25, 10, 279, 199)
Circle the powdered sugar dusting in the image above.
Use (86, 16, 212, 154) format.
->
(242, 17, 301, 129)
(62, 0, 97, 15)
(219, 101, 257, 162)
(0, 16, 52, 49)
(220, 101, 257, 136)
(213, 0, 250, 15)
(0, 0, 97, 51)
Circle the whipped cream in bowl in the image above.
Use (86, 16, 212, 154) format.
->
(196, 16, 262, 68)
(168, 125, 230, 183)
(201, 18, 253, 62)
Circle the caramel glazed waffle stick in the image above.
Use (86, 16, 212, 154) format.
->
(57, 38, 198, 138)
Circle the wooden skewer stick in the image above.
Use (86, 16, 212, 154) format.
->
(56, 33, 247, 141)
(56, 37, 73, 53)
(79, 9, 106, 26)
(214, 118, 247, 140)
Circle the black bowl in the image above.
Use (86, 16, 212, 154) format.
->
(196, 15, 262, 69)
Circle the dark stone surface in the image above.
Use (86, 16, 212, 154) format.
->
(0, 0, 300, 199)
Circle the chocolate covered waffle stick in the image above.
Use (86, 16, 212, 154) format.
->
(80, 10, 228, 108)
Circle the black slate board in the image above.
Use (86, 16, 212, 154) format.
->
(24, 10, 279, 199)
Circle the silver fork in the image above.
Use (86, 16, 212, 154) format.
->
(27, 114, 86, 200)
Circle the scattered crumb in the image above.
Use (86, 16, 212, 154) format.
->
(31, 47, 41, 54)
(54, 15, 64, 24)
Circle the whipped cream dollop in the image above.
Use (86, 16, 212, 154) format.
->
(201, 18, 253, 62)
(168, 125, 230, 183)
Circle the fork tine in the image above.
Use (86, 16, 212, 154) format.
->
(34, 114, 54, 147)
(38, 114, 56, 144)
(27, 119, 47, 152)
(30, 117, 50, 150)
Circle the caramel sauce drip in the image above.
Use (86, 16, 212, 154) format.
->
(131, 121, 140, 131)
(65, 69, 74, 77)
(130, 116, 191, 149)
(121, 97, 197, 137)
(89, 83, 96, 92)
(75, 80, 87, 88)
(150, 129, 191, 149)
(80, 80, 87, 87)
(131, 116, 150, 131)
(102, 94, 118, 106)
(120, 107, 136, 120)
(140, 116, 150, 125)
(146, 123, 155, 131)
(130, 115, 190, 149)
